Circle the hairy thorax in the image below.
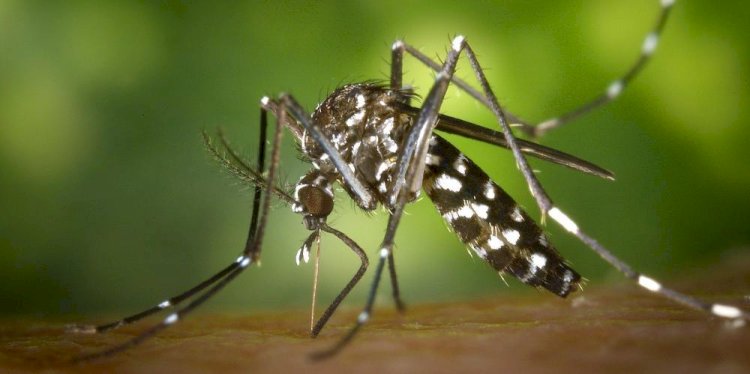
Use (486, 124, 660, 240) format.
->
(302, 83, 414, 211)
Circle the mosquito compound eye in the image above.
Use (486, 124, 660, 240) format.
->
(297, 185, 334, 218)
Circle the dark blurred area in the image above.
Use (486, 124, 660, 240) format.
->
(1, 0, 748, 317)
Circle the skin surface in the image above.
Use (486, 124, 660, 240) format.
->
(2, 252, 748, 374)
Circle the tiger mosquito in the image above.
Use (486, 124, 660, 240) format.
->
(71, 0, 748, 362)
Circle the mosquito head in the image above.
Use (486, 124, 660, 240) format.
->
(292, 169, 335, 229)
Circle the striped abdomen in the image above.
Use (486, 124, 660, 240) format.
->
(423, 135, 581, 297)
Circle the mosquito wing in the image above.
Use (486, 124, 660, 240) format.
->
(398, 104, 614, 180)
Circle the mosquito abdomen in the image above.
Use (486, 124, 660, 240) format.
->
(423, 135, 581, 297)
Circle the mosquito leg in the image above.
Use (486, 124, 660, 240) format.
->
(391, 39, 489, 109)
(392, 38, 528, 126)
(395, 0, 676, 138)
(67, 262, 239, 335)
(244, 106, 269, 250)
(310, 242, 386, 360)
(72, 259, 250, 362)
(526, 0, 675, 137)
(385, 41, 409, 313)
(547, 206, 748, 322)
(73, 97, 286, 362)
(387, 252, 406, 312)
(245, 97, 283, 261)
(457, 38, 555, 219)
(390, 40, 404, 91)
(310, 223, 369, 338)
(70, 106, 276, 337)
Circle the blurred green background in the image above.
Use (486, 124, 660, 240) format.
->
(1, 0, 749, 318)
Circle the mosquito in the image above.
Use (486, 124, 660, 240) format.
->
(70, 0, 748, 362)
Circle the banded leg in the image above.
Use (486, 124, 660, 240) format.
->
(68, 106, 277, 342)
(525, 0, 675, 137)
(546, 206, 749, 321)
(72, 97, 287, 362)
(390, 0, 676, 138)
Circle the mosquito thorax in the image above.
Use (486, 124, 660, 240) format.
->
(301, 83, 415, 211)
